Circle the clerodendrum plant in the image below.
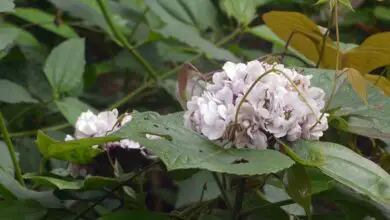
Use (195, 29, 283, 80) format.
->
(2, 0, 390, 219)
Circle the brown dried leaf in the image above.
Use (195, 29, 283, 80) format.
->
(346, 68, 368, 104)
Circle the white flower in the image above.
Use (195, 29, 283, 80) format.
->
(184, 60, 329, 149)
(66, 109, 158, 153)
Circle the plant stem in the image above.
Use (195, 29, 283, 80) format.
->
(109, 27, 242, 110)
(233, 178, 246, 219)
(212, 172, 234, 217)
(7, 122, 71, 138)
(96, 0, 159, 80)
(0, 112, 25, 186)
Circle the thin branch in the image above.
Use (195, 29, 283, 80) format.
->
(72, 160, 161, 220)
(310, 2, 341, 130)
(108, 27, 243, 110)
(212, 172, 234, 217)
(0, 112, 25, 186)
(258, 52, 314, 67)
(96, 0, 159, 80)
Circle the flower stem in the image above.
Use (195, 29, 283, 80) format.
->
(0, 112, 25, 186)
(310, 2, 341, 130)
(96, 0, 159, 80)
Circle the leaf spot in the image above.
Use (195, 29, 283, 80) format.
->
(231, 158, 249, 164)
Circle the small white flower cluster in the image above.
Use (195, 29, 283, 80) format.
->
(65, 109, 157, 177)
(65, 109, 142, 150)
(184, 60, 329, 149)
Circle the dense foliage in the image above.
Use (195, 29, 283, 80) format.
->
(1, 0, 390, 219)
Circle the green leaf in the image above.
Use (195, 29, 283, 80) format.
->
(175, 171, 220, 208)
(177, 0, 218, 30)
(0, 141, 14, 177)
(283, 164, 312, 218)
(0, 199, 47, 220)
(1, 23, 40, 47)
(303, 68, 390, 139)
(56, 97, 96, 125)
(0, 0, 15, 12)
(14, 137, 42, 174)
(11, 8, 78, 39)
(24, 173, 119, 190)
(263, 184, 304, 216)
(346, 116, 390, 141)
(220, 0, 257, 25)
(44, 136, 116, 164)
(35, 131, 57, 158)
(305, 167, 333, 195)
(0, 169, 60, 208)
(44, 38, 86, 95)
(294, 141, 390, 204)
(145, 0, 239, 62)
(317, 183, 390, 220)
(374, 6, 390, 22)
(99, 210, 170, 220)
(36, 130, 116, 164)
(114, 111, 294, 175)
(0, 80, 38, 104)
(0, 28, 18, 51)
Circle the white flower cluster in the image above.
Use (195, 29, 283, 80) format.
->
(184, 60, 329, 149)
(65, 109, 157, 177)
(65, 109, 143, 150)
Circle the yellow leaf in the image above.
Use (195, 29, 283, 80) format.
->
(263, 11, 340, 69)
(346, 68, 368, 104)
(344, 32, 390, 74)
(365, 74, 390, 96)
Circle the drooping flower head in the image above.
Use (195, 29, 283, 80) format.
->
(184, 60, 329, 149)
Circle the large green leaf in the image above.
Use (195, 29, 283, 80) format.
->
(145, 0, 239, 62)
(303, 68, 390, 140)
(36, 131, 118, 164)
(44, 38, 86, 95)
(283, 164, 312, 217)
(114, 111, 294, 175)
(99, 210, 170, 220)
(56, 97, 96, 125)
(0, 80, 38, 104)
(11, 8, 78, 38)
(24, 173, 119, 190)
(175, 171, 220, 208)
(0, 199, 47, 220)
(0, 141, 14, 177)
(0, 169, 60, 208)
(0, 0, 14, 12)
(0, 27, 18, 50)
(294, 141, 390, 204)
(220, 0, 257, 25)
